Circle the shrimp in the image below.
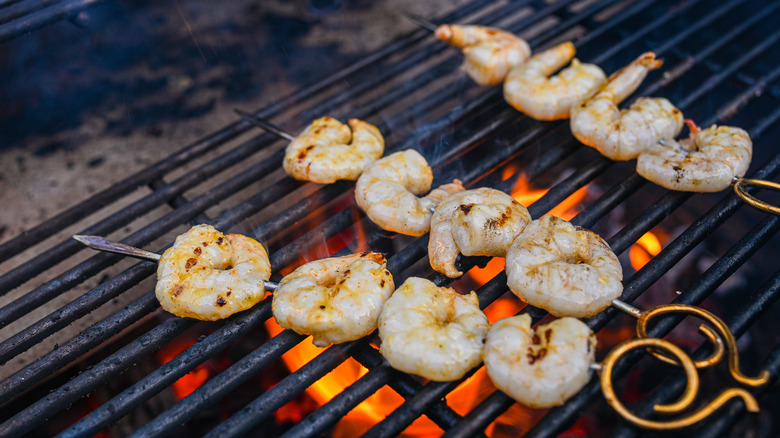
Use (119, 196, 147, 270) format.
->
(435, 24, 531, 86)
(272, 252, 394, 347)
(503, 41, 606, 120)
(429, 187, 531, 278)
(483, 314, 596, 408)
(505, 215, 623, 318)
(378, 277, 489, 381)
(570, 52, 684, 160)
(355, 149, 465, 236)
(636, 122, 752, 192)
(156, 224, 271, 321)
(283, 117, 384, 184)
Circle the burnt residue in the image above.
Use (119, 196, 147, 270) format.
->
(459, 204, 473, 215)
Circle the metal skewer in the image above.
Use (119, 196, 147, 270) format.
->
(403, 12, 439, 33)
(234, 108, 296, 142)
(72, 235, 279, 291)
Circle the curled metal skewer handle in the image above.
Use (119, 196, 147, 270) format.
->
(599, 337, 760, 430)
(733, 177, 780, 216)
(72, 235, 279, 291)
(234, 108, 296, 142)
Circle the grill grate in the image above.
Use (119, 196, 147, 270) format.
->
(2, 0, 780, 436)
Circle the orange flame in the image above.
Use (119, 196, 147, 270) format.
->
(267, 170, 589, 436)
(629, 231, 662, 271)
(156, 339, 211, 400)
(469, 169, 588, 285)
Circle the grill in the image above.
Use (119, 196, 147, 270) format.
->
(2, 0, 780, 436)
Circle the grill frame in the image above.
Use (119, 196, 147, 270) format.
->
(2, 0, 780, 436)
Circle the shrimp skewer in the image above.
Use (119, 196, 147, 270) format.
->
(505, 215, 623, 318)
(434, 24, 531, 86)
(155, 225, 272, 321)
(284, 117, 385, 184)
(503, 42, 607, 120)
(636, 121, 752, 192)
(429, 187, 531, 278)
(355, 150, 465, 236)
(273, 252, 394, 347)
(570, 52, 684, 160)
(378, 277, 489, 381)
(484, 314, 596, 408)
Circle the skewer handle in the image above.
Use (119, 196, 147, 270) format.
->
(234, 109, 296, 142)
(72, 235, 279, 291)
(733, 177, 780, 216)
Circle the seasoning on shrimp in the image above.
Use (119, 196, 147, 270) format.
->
(570, 52, 684, 160)
(156, 224, 271, 321)
(429, 187, 531, 278)
(355, 149, 465, 236)
(272, 252, 394, 347)
(484, 314, 597, 408)
(636, 122, 752, 192)
(503, 41, 606, 120)
(378, 277, 489, 381)
(283, 117, 384, 184)
(435, 24, 531, 86)
(505, 215, 623, 318)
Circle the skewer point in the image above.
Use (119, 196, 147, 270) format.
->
(234, 108, 296, 142)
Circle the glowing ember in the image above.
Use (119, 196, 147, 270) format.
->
(629, 231, 662, 271)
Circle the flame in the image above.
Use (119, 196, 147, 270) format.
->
(265, 294, 534, 436)
(629, 231, 662, 271)
(469, 169, 588, 285)
(156, 339, 212, 400)
(509, 171, 588, 221)
(266, 173, 589, 435)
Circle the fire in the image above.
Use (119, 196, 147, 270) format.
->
(265, 294, 534, 437)
(267, 171, 589, 435)
(469, 169, 588, 285)
(156, 338, 212, 400)
(629, 231, 662, 271)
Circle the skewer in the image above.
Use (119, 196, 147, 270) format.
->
(402, 12, 439, 33)
(72, 235, 279, 291)
(234, 108, 296, 142)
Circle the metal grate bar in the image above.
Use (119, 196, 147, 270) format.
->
(0, 315, 196, 437)
(605, 214, 780, 437)
(691, 272, 780, 437)
(0, 0, 103, 43)
(520, 155, 780, 437)
(4, 1, 779, 436)
(0, 0, 492, 264)
(0, 280, 158, 406)
(60, 300, 284, 437)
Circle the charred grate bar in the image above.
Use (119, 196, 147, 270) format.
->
(2, 0, 780, 436)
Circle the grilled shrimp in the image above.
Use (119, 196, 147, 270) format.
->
(156, 224, 271, 321)
(636, 122, 752, 192)
(435, 24, 531, 86)
(505, 215, 623, 318)
(484, 314, 596, 408)
(272, 252, 394, 347)
(355, 150, 465, 236)
(570, 52, 684, 160)
(378, 277, 489, 381)
(283, 117, 384, 184)
(503, 42, 606, 120)
(429, 188, 531, 278)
